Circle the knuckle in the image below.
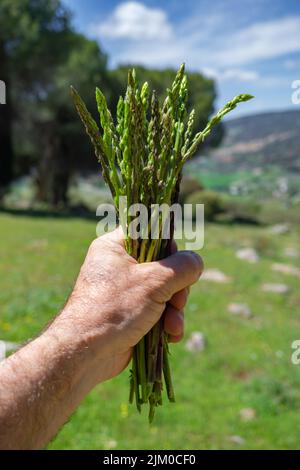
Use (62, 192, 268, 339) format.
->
(137, 265, 173, 303)
(186, 252, 204, 282)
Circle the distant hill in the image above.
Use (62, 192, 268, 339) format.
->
(187, 109, 300, 197)
(210, 109, 300, 173)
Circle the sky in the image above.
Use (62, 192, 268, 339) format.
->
(63, 0, 300, 117)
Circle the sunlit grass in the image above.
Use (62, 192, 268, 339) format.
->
(0, 213, 300, 449)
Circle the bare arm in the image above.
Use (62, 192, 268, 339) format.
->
(0, 229, 203, 449)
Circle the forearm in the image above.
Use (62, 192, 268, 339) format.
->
(0, 314, 109, 450)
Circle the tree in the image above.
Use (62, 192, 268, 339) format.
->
(0, 0, 71, 188)
(109, 65, 222, 147)
(0, 35, 13, 187)
(33, 34, 110, 205)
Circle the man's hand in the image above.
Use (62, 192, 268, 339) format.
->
(54, 228, 203, 382)
(0, 228, 203, 449)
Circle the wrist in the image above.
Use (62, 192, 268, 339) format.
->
(45, 303, 120, 386)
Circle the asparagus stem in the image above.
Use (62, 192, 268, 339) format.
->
(129, 373, 135, 404)
(132, 348, 141, 413)
(163, 337, 175, 402)
(138, 337, 148, 403)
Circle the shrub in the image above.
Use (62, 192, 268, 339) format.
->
(68, 177, 113, 212)
(179, 176, 204, 204)
(218, 195, 261, 224)
(256, 200, 300, 225)
(186, 190, 225, 221)
(2, 176, 36, 210)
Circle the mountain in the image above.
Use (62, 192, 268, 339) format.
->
(210, 109, 300, 173)
(187, 109, 300, 197)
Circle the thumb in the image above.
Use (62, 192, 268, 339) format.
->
(138, 250, 203, 301)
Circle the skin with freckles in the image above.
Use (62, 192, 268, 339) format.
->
(0, 228, 203, 449)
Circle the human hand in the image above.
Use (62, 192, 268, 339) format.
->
(50, 228, 203, 386)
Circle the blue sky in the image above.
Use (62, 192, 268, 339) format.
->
(63, 0, 300, 116)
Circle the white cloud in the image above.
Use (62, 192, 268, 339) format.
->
(221, 69, 259, 81)
(90, 1, 173, 41)
(93, 8, 300, 72)
(217, 16, 300, 66)
(192, 67, 259, 82)
(87, 3, 300, 114)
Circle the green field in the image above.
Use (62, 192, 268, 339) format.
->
(1, 213, 300, 450)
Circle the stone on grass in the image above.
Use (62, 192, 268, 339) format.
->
(27, 239, 49, 251)
(229, 435, 245, 446)
(185, 332, 206, 353)
(189, 303, 199, 312)
(239, 408, 256, 421)
(104, 439, 117, 449)
(236, 248, 260, 263)
(284, 247, 299, 259)
(269, 223, 290, 235)
(261, 283, 289, 294)
(201, 269, 232, 283)
(271, 263, 300, 279)
(228, 303, 252, 319)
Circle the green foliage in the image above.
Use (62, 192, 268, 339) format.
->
(68, 177, 113, 212)
(0, 0, 72, 186)
(179, 176, 204, 203)
(185, 191, 264, 224)
(2, 177, 36, 210)
(0, 0, 111, 204)
(109, 66, 219, 143)
(218, 195, 262, 224)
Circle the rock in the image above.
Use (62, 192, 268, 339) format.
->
(189, 303, 199, 312)
(269, 223, 290, 235)
(271, 263, 300, 278)
(239, 408, 256, 421)
(104, 439, 117, 449)
(236, 247, 260, 263)
(185, 332, 206, 352)
(261, 283, 290, 294)
(228, 303, 252, 318)
(229, 435, 245, 446)
(201, 269, 232, 283)
(284, 247, 299, 259)
(27, 239, 48, 251)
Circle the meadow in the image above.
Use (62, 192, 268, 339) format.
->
(1, 212, 300, 449)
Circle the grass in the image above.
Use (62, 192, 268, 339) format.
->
(1, 212, 300, 449)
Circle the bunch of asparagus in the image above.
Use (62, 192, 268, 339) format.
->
(71, 64, 252, 421)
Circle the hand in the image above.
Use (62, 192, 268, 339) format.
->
(0, 228, 203, 449)
(51, 227, 203, 385)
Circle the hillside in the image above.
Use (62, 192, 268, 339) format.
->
(211, 109, 300, 172)
(187, 109, 300, 197)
